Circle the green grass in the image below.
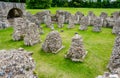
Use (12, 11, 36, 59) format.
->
(0, 8, 118, 78)
(0, 23, 115, 78)
(27, 7, 120, 16)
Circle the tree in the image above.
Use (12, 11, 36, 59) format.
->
(27, 0, 52, 9)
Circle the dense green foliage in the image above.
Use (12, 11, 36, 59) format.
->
(26, 0, 52, 9)
(52, 0, 120, 8)
(1, 0, 120, 8)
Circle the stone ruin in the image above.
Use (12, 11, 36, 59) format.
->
(111, 11, 120, 20)
(12, 18, 26, 41)
(107, 32, 120, 74)
(12, 18, 40, 46)
(56, 10, 71, 24)
(34, 11, 49, 24)
(42, 31, 64, 53)
(0, 20, 8, 29)
(74, 11, 84, 24)
(68, 14, 75, 28)
(79, 16, 89, 30)
(64, 11, 71, 24)
(0, 48, 37, 78)
(56, 10, 65, 28)
(87, 11, 96, 26)
(100, 12, 108, 27)
(25, 12, 38, 24)
(93, 17, 102, 32)
(25, 12, 44, 34)
(44, 10, 52, 28)
(106, 17, 115, 28)
(0, 1, 25, 28)
(24, 22, 40, 46)
(112, 17, 120, 34)
(65, 34, 87, 62)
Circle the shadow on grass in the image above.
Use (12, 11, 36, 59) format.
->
(7, 39, 23, 44)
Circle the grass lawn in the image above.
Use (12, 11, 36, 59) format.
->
(27, 7, 120, 16)
(0, 8, 117, 78)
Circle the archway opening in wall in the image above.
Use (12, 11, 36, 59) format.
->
(7, 8, 23, 25)
(7, 8, 23, 19)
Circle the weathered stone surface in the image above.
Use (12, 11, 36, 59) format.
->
(68, 14, 75, 28)
(32, 11, 51, 23)
(93, 17, 102, 32)
(79, 16, 89, 30)
(0, 20, 8, 29)
(57, 11, 65, 28)
(74, 11, 84, 24)
(111, 11, 120, 20)
(112, 17, 120, 34)
(0, 1, 25, 27)
(64, 11, 71, 24)
(96, 72, 119, 78)
(87, 11, 96, 26)
(43, 10, 52, 28)
(106, 17, 115, 28)
(24, 23, 40, 46)
(100, 12, 108, 19)
(0, 48, 37, 78)
(100, 12, 108, 27)
(65, 34, 87, 62)
(108, 32, 120, 74)
(42, 31, 63, 53)
(12, 18, 26, 41)
(25, 12, 44, 34)
(25, 12, 37, 23)
(56, 10, 71, 24)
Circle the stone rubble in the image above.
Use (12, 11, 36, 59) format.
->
(44, 10, 52, 28)
(87, 11, 96, 26)
(0, 48, 37, 78)
(108, 32, 120, 74)
(111, 11, 120, 20)
(0, 20, 8, 29)
(64, 11, 71, 24)
(12, 18, 26, 41)
(25, 12, 44, 35)
(112, 17, 120, 34)
(79, 16, 89, 30)
(68, 14, 75, 28)
(100, 12, 108, 27)
(93, 17, 102, 32)
(106, 17, 115, 28)
(56, 10, 71, 24)
(24, 22, 40, 46)
(57, 11, 65, 28)
(34, 10, 51, 24)
(65, 34, 87, 62)
(42, 31, 63, 53)
(74, 11, 84, 24)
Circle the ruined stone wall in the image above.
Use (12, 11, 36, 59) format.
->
(0, 1, 25, 27)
